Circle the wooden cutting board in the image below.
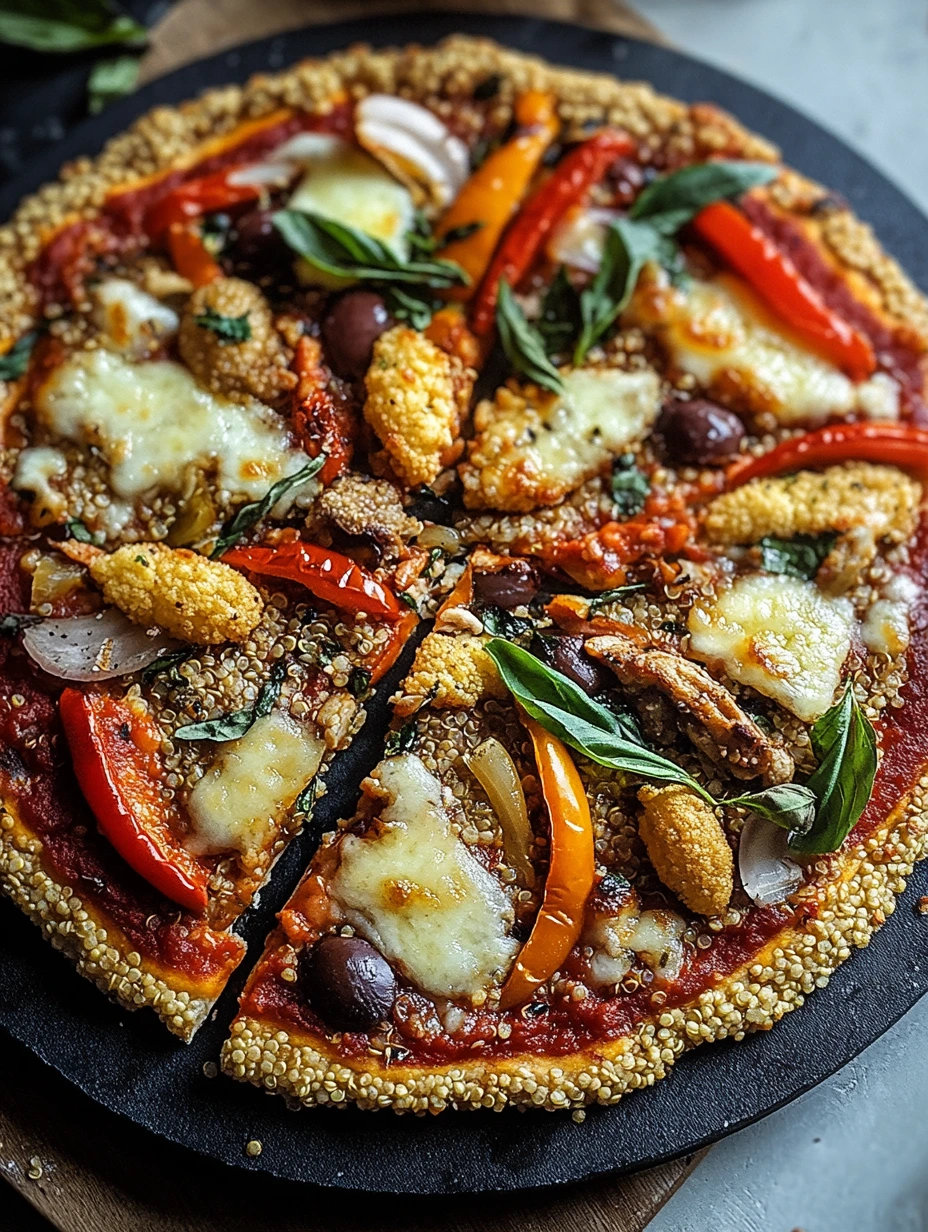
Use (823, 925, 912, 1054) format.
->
(0, 3, 707, 1229)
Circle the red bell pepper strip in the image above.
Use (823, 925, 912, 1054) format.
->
(166, 223, 222, 288)
(292, 337, 356, 486)
(59, 689, 209, 914)
(499, 718, 595, 1011)
(223, 542, 402, 621)
(470, 128, 636, 337)
(726, 422, 928, 488)
(145, 167, 265, 240)
(692, 200, 877, 382)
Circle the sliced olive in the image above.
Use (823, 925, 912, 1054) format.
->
(298, 935, 396, 1032)
(534, 632, 606, 694)
(321, 290, 393, 381)
(657, 397, 745, 466)
(473, 560, 540, 610)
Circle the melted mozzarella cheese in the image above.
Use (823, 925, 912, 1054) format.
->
(186, 713, 324, 857)
(12, 446, 68, 524)
(93, 278, 178, 358)
(332, 754, 518, 999)
(688, 573, 855, 722)
(35, 349, 312, 506)
(631, 271, 899, 427)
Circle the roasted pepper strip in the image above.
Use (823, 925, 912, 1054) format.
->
(59, 689, 209, 914)
(223, 541, 402, 620)
(470, 128, 635, 337)
(292, 336, 356, 485)
(166, 223, 222, 288)
(726, 422, 928, 488)
(499, 717, 595, 1010)
(692, 200, 877, 381)
(435, 90, 559, 302)
(145, 167, 264, 240)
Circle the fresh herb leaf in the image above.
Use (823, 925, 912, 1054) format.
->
(728, 783, 817, 837)
(210, 457, 325, 558)
(629, 160, 779, 230)
(64, 518, 93, 543)
(536, 266, 582, 358)
(594, 694, 646, 746)
(87, 52, 139, 114)
(0, 332, 37, 381)
(610, 453, 650, 516)
(0, 612, 41, 637)
(142, 647, 192, 685)
(193, 308, 252, 344)
(758, 532, 837, 581)
(495, 279, 564, 395)
(399, 591, 419, 613)
(480, 606, 534, 643)
(586, 582, 648, 614)
(200, 211, 232, 255)
(790, 685, 877, 854)
(384, 286, 442, 330)
(347, 666, 371, 698)
(406, 209, 437, 255)
(0, 0, 147, 53)
(295, 777, 318, 815)
(273, 211, 468, 289)
(175, 662, 286, 742)
(385, 717, 419, 756)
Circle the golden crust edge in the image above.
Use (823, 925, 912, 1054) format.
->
(219, 768, 928, 1112)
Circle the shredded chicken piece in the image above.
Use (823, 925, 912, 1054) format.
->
(637, 784, 733, 917)
(585, 632, 794, 785)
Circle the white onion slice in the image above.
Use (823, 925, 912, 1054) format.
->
(224, 133, 346, 189)
(738, 814, 804, 906)
(355, 93, 469, 209)
(547, 205, 621, 273)
(465, 737, 535, 885)
(23, 609, 182, 682)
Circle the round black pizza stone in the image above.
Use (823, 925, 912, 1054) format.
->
(1, 10, 928, 1194)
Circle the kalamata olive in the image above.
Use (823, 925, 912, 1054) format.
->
(225, 207, 291, 278)
(473, 560, 540, 609)
(321, 290, 393, 381)
(534, 632, 606, 694)
(298, 935, 396, 1032)
(657, 397, 746, 467)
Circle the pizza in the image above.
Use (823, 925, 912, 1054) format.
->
(1, 37, 927, 1117)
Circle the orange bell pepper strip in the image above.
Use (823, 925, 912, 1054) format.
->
(434, 90, 560, 301)
(692, 200, 876, 382)
(499, 717, 595, 1010)
(223, 541, 403, 621)
(292, 337, 356, 486)
(726, 422, 928, 489)
(166, 222, 222, 288)
(59, 689, 209, 914)
(470, 128, 636, 336)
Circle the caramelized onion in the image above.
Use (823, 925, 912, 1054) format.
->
(739, 814, 804, 906)
(465, 737, 534, 885)
(23, 609, 182, 681)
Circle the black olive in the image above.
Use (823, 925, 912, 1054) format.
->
(472, 560, 540, 609)
(321, 290, 393, 381)
(225, 207, 291, 278)
(298, 935, 396, 1032)
(657, 397, 746, 467)
(534, 632, 606, 694)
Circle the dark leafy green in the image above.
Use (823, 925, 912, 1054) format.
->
(629, 160, 779, 229)
(480, 606, 534, 644)
(193, 308, 252, 344)
(0, 0, 147, 53)
(175, 662, 285, 742)
(790, 685, 877, 853)
(64, 518, 93, 544)
(535, 266, 582, 358)
(142, 647, 193, 686)
(294, 777, 318, 816)
(495, 279, 564, 395)
(273, 211, 468, 289)
(385, 717, 419, 756)
(727, 782, 816, 837)
(384, 286, 442, 331)
(610, 453, 650, 516)
(758, 532, 837, 581)
(347, 666, 371, 698)
(87, 52, 139, 114)
(586, 582, 648, 615)
(210, 456, 325, 558)
(0, 332, 38, 381)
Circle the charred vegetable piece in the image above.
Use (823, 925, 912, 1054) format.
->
(298, 935, 396, 1032)
(472, 559, 539, 609)
(533, 631, 606, 694)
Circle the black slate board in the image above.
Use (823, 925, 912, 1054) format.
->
(1, 11, 928, 1196)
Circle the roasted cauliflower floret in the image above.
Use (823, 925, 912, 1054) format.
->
(704, 463, 921, 546)
(637, 784, 733, 917)
(459, 367, 661, 513)
(89, 543, 264, 644)
(178, 277, 296, 406)
(363, 325, 472, 488)
(317, 473, 421, 556)
(395, 631, 506, 715)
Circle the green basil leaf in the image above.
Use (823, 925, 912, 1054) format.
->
(384, 286, 441, 331)
(0, 0, 147, 53)
(142, 646, 192, 685)
(586, 582, 648, 614)
(629, 160, 779, 227)
(758, 532, 837, 581)
(536, 266, 582, 358)
(347, 666, 371, 698)
(193, 308, 252, 344)
(495, 279, 564, 395)
(480, 606, 534, 643)
(0, 331, 38, 381)
(210, 457, 325, 558)
(273, 211, 468, 289)
(728, 783, 817, 836)
(175, 661, 285, 742)
(385, 717, 419, 756)
(87, 52, 139, 115)
(790, 685, 877, 854)
(610, 453, 650, 517)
